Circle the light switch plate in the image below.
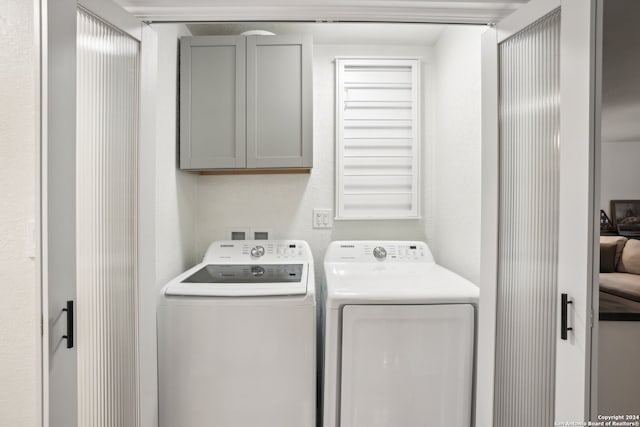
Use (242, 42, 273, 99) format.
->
(313, 208, 333, 229)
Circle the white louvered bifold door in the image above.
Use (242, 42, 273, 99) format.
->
(76, 8, 140, 427)
(494, 9, 561, 427)
(336, 58, 420, 219)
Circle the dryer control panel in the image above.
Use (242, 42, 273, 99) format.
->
(325, 241, 435, 263)
(203, 240, 312, 263)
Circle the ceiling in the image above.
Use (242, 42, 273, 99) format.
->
(112, 0, 528, 24)
(187, 22, 448, 45)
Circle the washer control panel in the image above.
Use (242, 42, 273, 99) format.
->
(203, 240, 312, 263)
(326, 241, 434, 263)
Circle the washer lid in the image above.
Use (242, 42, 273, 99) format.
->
(164, 262, 309, 297)
(182, 264, 303, 284)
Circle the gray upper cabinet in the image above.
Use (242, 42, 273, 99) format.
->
(180, 34, 313, 171)
(246, 35, 313, 169)
(180, 36, 246, 169)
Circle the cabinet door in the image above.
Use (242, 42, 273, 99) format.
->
(246, 35, 313, 168)
(180, 36, 246, 169)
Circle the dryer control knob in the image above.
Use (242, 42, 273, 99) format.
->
(373, 246, 387, 260)
(250, 245, 265, 258)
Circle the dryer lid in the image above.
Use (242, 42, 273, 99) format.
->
(323, 263, 478, 308)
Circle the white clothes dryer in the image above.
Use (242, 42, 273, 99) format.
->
(158, 240, 316, 427)
(322, 241, 479, 427)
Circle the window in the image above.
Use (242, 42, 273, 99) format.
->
(335, 58, 420, 219)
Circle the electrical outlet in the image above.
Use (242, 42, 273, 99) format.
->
(226, 228, 251, 240)
(313, 208, 333, 229)
(251, 229, 273, 240)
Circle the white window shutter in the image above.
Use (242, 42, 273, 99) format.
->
(335, 58, 420, 220)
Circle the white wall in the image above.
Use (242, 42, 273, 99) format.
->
(193, 44, 435, 282)
(600, 141, 640, 213)
(430, 26, 484, 284)
(139, 23, 197, 427)
(0, 0, 38, 425)
(153, 24, 198, 286)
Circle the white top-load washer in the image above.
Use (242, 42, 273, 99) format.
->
(158, 240, 316, 427)
(322, 241, 479, 427)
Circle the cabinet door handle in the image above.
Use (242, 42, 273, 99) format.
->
(560, 293, 573, 340)
(62, 300, 74, 349)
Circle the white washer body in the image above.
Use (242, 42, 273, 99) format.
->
(158, 240, 316, 427)
(322, 241, 479, 427)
